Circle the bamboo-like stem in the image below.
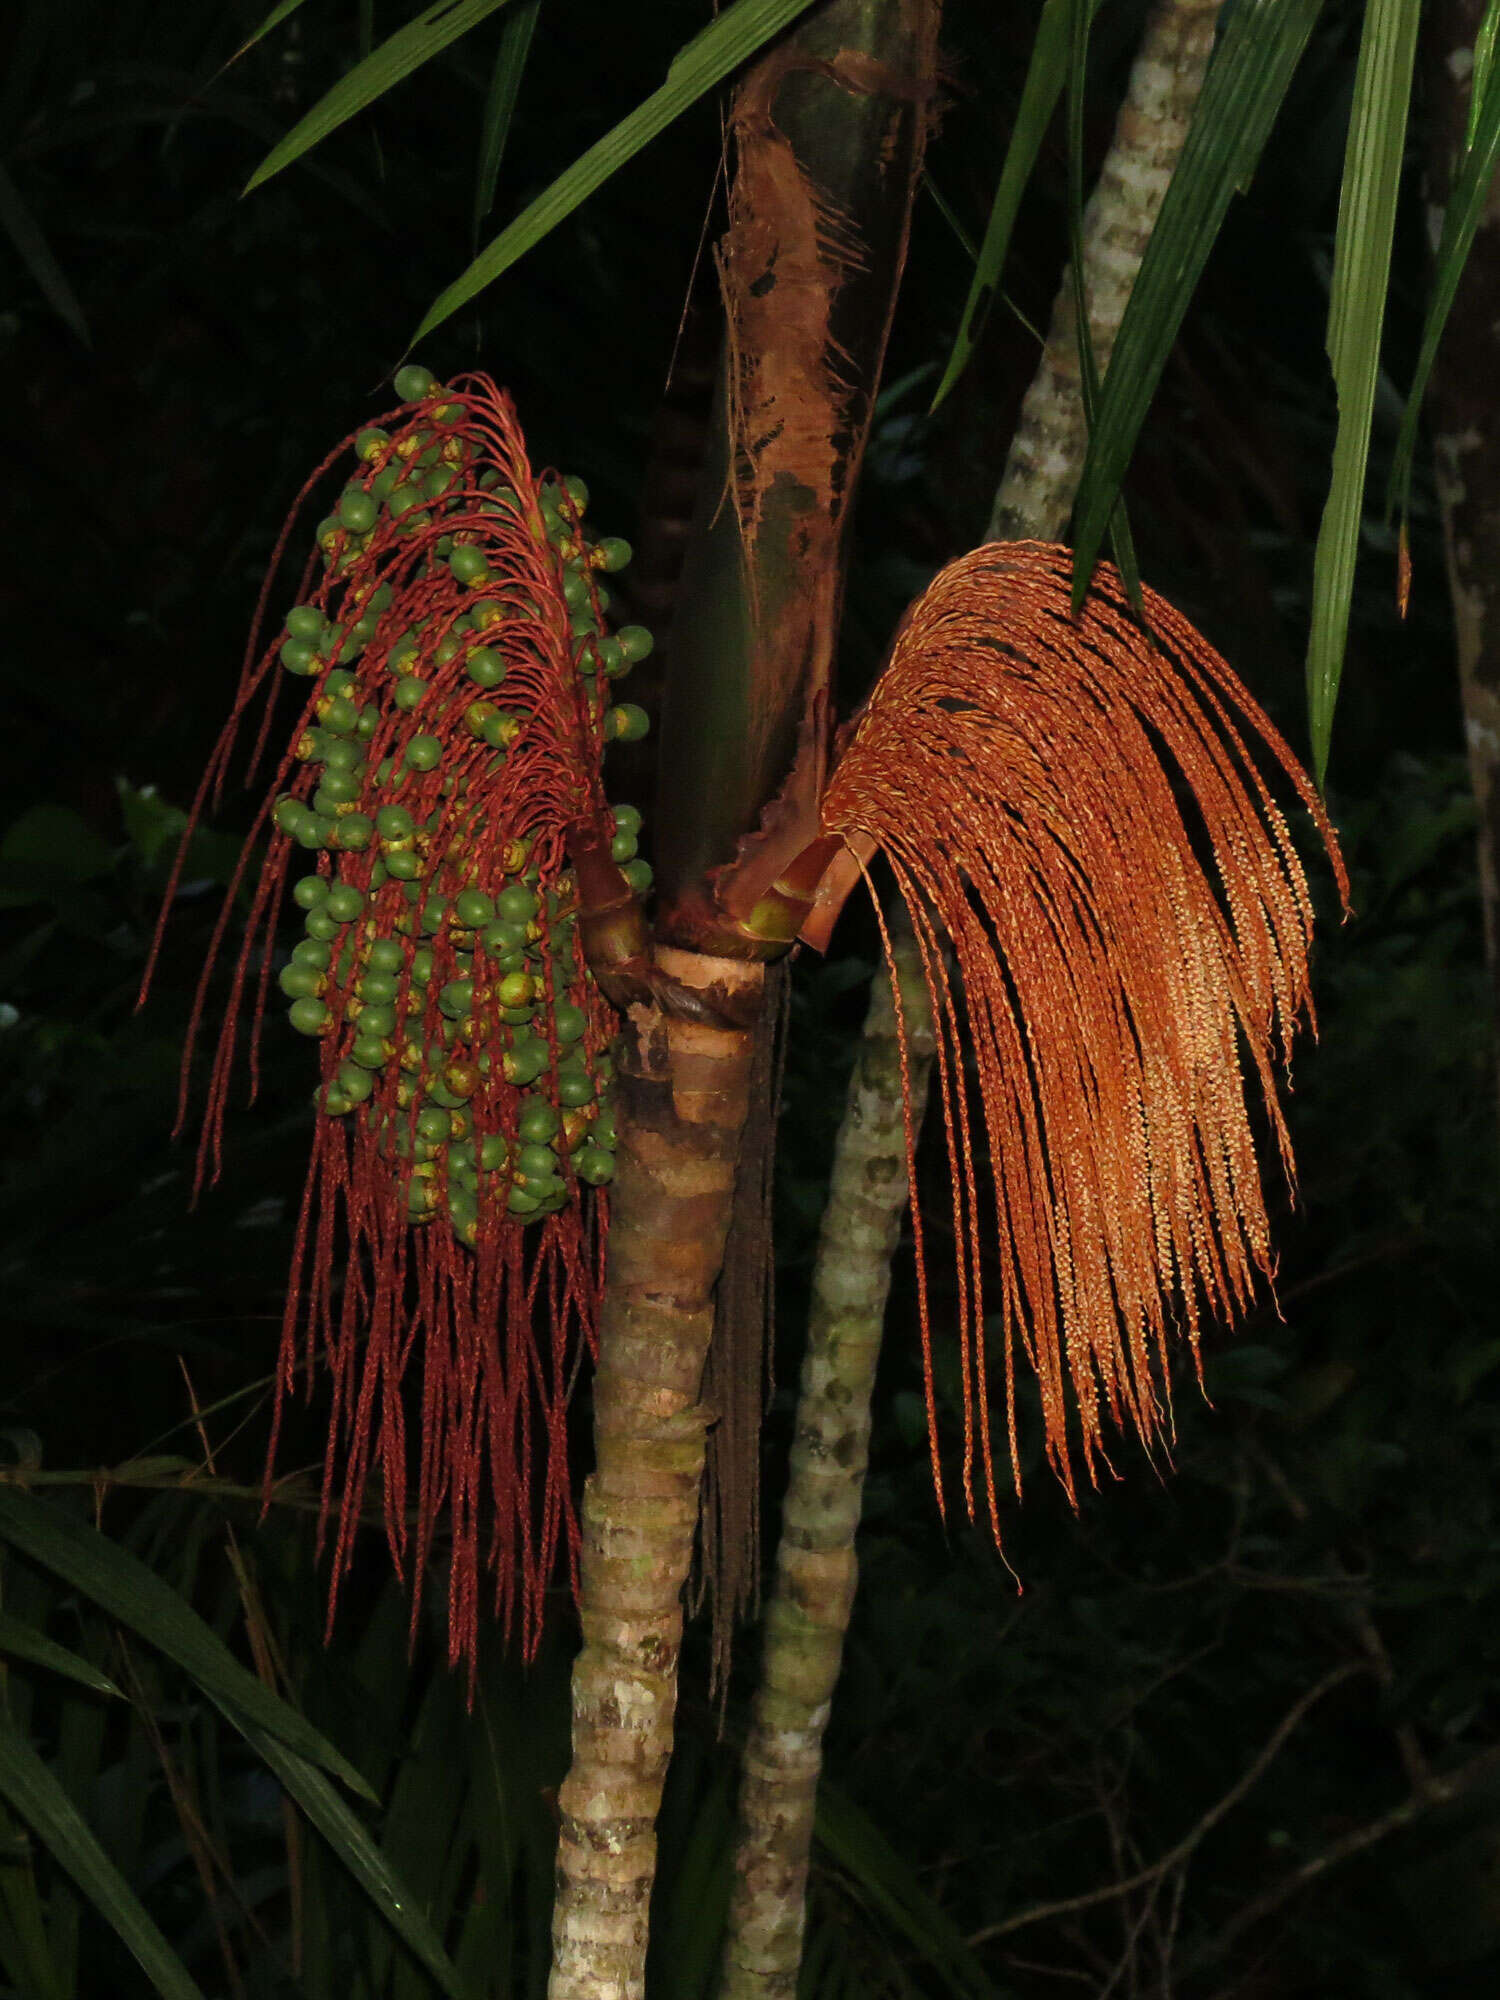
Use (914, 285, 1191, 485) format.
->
(717, 918, 934, 1995)
(550, 950, 763, 2000)
(985, 0, 1225, 545)
(719, 5, 1228, 1991)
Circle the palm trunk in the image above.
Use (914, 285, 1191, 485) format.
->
(717, 916, 934, 1996)
(986, 0, 1224, 545)
(720, 3, 1228, 1990)
(549, 7, 938, 1992)
(1423, 0, 1500, 1105)
(550, 953, 763, 1998)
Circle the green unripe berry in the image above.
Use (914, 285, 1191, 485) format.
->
(517, 1143, 557, 1182)
(416, 1105, 452, 1143)
(358, 1003, 397, 1038)
(356, 426, 390, 461)
(337, 1062, 375, 1104)
(293, 940, 331, 972)
(280, 964, 323, 1000)
(404, 734, 442, 772)
(479, 1134, 510, 1171)
(323, 738, 363, 772)
(366, 937, 406, 975)
(518, 1099, 560, 1144)
(481, 918, 530, 954)
(420, 896, 449, 934)
(334, 812, 374, 850)
(617, 625, 654, 663)
(322, 696, 359, 734)
(453, 888, 494, 927)
(281, 638, 317, 676)
(384, 849, 421, 881)
(358, 971, 399, 1006)
(594, 636, 626, 677)
(394, 364, 437, 402)
(439, 978, 473, 1019)
(393, 676, 428, 712)
(304, 907, 340, 942)
(502, 1041, 549, 1087)
(448, 544, 489, 585)
(293, 874, 328, 909)
(610, 831, 638, 863)
(348, 1035, 388, 1070)
(563, 474, 588, 511)
(497, 971, 533, 1008)
(496, 884, 537, 923)
(551, 1003, 586, 1044)
(410, 946, 435, 983)
(376, 805, 414, 841)
(606, 703, 650, 743)
(573, 1145, 615, 1186)
(286, 605, 326, 643)
(338, 489, 378, 533)
(507, 1185, 541, 1215)
(316, 770, 362, 806)
(611, 804, 642, 840)
(556, 1068, 596, 1108)
(323, 882, 362, 923)
(465, 648, 505, 688)
(594, 537, 631, 573)
(288, 996, 329, 1035)
(621, 858, 653, 894)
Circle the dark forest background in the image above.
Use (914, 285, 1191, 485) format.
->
(1, 2, 1497, 1995)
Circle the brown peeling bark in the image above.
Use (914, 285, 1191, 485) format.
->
(1424, 0, 1500, 1086)
(656, 0, 941, 953)
(549, 949, 763, 2000)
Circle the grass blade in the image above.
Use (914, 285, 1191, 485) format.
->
(1306, 0, 1420, 780)
(412, 0, 821, 341)
(1387, 3, 1500, 537)
(0, 1709, 204, 2000)
(0, 163, 89, 346)
(1069, 0, 1323, 596)
(245, 0, 513, 194)
(473, 0, 541, 238)
(246, 1723, 472, 2000)
(928, 0, 1075, 413)
(0, 1612, 122, 1698)
(0, 1488, 376, 1802)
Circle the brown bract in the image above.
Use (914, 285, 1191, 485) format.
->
(818, 542, 1348, 1529)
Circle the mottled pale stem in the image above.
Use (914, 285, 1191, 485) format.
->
(720, 5, 1227, 1992)
(718, 922, 935, 1996)
(550, 950, 763, 2000)
(985, 0, 1226, 545)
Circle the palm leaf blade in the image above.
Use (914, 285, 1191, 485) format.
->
(0, 1488, 375, 1801)
(412, 0, 821, 341)
(0, 1710, 203, 2000)
(245, 0, 513, 193)
(1306, 0, 1420, 779)
(1069, 0, 1323, 595)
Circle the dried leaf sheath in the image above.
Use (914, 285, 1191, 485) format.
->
(819, 542, 1348, 1526)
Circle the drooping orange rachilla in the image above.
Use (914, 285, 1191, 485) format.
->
(147, 367, 653, 1671)
(809, 542, 1348, 1538)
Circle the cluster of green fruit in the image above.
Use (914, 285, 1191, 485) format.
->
(267, 366, 652, 1240)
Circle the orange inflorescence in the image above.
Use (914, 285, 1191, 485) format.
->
(819, 542, 1348, 1534)
(148, 371, 653, 1675)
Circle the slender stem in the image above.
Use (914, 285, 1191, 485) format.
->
(718, 918, 934, 1996)
(985, 0, 1225, 545)
(720, 6, 1229, 1992)
(549, 951, 763, 2000)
